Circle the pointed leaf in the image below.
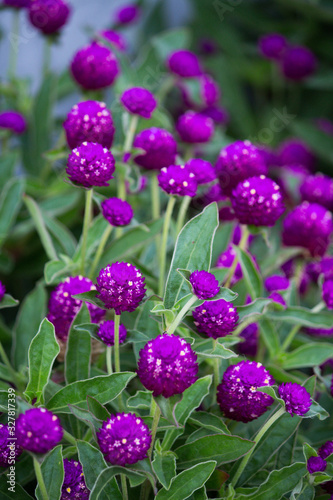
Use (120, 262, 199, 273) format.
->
(234, 246, 263, 299)
(65, 304, 91, 384)
(35, 446, 64, 500)
(175, 375, 213, 426)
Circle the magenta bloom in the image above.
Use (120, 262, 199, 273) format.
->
(176, 111, 214, 144)
(98, 413, 151, 466)
(3, 0, 30, 7)
(258, 33, 287, 60)
(137, 334, 198, 398)
(216, 140, 268, 196)
(16, 408, 63, 454)
(66, 142, 115, 188)
(61, 459, 90, 500)
(319, 441, 333, 460)
(238, 323, 259, 358)
(189, 270, 220, 299)
(63, 101, 115, 150)
(120, 87, 157, 119)
(133, 127, 177, 170)
(217, 361, 274, 423)
(28, 0, 70, 34)
(0, 424, 22, 468)
(323, 279, 333, 309)
(216, 246, 242, 285)
(96, 262, 146, 314)
(71, 42, 119, 90)
(200, 74, 221, 106)
(265, 275, 290, 292)
(307, 456, 327, 474)
(97, 320, 127, 347)
(158, 164, 197, 197)
(282, 202, 333, 257)
(0, 111, 26, 134)
(114, 4, 140, 25)
(167, 50, 202, 78)
(300, 173, 333, 211)
(201, 106, 229, 125)
(193, 299, 238, 339)
(278, 139, 315, 171)
(185, 158, 216, 185)
(101, 197, 133, 227)
(278, 382, 311, 416)
(0, 281, 5, 302)
(98, 30, 127, 52)
(306, 326, 333, 337)
(281, 46, 316, 81)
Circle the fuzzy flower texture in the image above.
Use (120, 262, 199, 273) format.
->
(101, 197, 133, 227)
(189, 270, 220, 299)
(66, 142, 115, 188)
(278, 382, 312, 417)
(0, 424, 22, 468)
(158, 164, 197, 197)
(193, 299, 238, 339)
(28, 0, 71, 35)
(0, 111, 26, 134)
(97, 320, 127, 346)
(61, 459, 90, 500)
(120, 87, 157, 118)
(134, 127, 177, 171)
(16, 408, 63, 454)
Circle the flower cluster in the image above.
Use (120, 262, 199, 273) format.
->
(66, 142, 115, 188)
(101, 197, 133, 226)
(97, 320, 127, 346)
(158, 164, 197, 197)
(193, 299, 239, 338)
(61, 459, 90, 500)
(16, 408, 63, 454)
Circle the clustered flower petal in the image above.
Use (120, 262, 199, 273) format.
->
(200, 74, 220, 107)
(97, 320, 127, 346)
(176, 111, 214, 144)
(137, 334, 198, 397)
(61, 459, 90, 500)
(278, 382, 312, 416)
(323, 279, 333, 310)
(281, 46, 316, 81)
(0, 424, 22, 467)
(193, 299, 239, 339)
(216, 247, 243, 285)
(114, 5, 140, 25)
(319, 441, 333, 459)
(307, 456, 327, 474)
(0, 281, 5, 302)
(28, 0, 70, 35)
(66, 142, 115, 188)
(185, 158, 216, 185)
(0, 111, 26, 134)
(217, 360, 275, 422)
(265, 275, 290, 292)
(16, 408, 63, 454)
(101, 197, 133, 226)
(300, 173, 333, 211)
(133, 127, 177, 170)
(258, 33, 287, 60)
(157, 164, 197, 197)
(268, 292, 287, 308)
(3, 0, 30, 7)
(237, 323, 259, 358)
(167, 50, 202, 78)
(278, 138, 314, 171)
(97, 413, 151, 466)
(189, 270, 220, 299)
(98, 30, 127, 52)
(120, 87, 157, 118)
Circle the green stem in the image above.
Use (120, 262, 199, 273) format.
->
(89, 225, 113, 279)
(43, 37, 52, 77)
(106, 346, 113, 375)
(114, 314, 121, 373)
(80, 189, 93, 275)
(33, 455, 49, 500)
(175, 196, 191, 235)
(8, 10, 19, 80)
(225, 225, 249, 289)
(213, 356, 220, 404)
(121, 474, 128, 500)
(231, 406, 285, 488)
(0, 342, 22, 389)
(166, 294, 198, 335)
(158, 196, 176, 297)
(63, 430, 77, 447)
(148, 400, 161, 460)
(151, 173, 161, 221)
(124, 114, 139, 153)
(281, 301, 325, 352)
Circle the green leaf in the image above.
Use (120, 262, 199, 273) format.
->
(304, 400, 329, 420)
(152, 446, 177, 490)
(127, 390, 153, 410)
(0, 152, 18, 187)
(234, 247, 263, 299)
(0, 294, 19, 309)
(175, 375, 213, 426)
(68, 404, 100, 433)
(280, 343, 333, 369)
(291, 119, 333, 165)
(188, 411, 230, 435)
(65, 304, 91, 384)
(192, 338, 238, 359)
(0, 475, 33, 499)
(44, 259, 76, 285)
(35, 446, 64, 500)
(237, 299, 273, 322)
(0, 177, 25, 246)
(302, 443, 317, 462)
(89, 467, 146, 499)
(151, 27, 190, 60)
(24, 318, 60, 404)
(24, 195, 58, 261)
(267, 306, 333, 329)
(290, 478, 315, 500)
(87, 396, 110, 421)
(187, 487, 207, 500)
(258, 317, 280, 359)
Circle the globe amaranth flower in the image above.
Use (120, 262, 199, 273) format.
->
(217, 361, 275, 423)
(258, 33, 287, 60)
(101, 197, 133, 227)
(201, 105, 229, 125)
(216, 140, 268, 196)
(176, 111, 214, 144)
(137, 334, 198, 397)
(114, 4, 140, 25)
(265, 275, 290, 292)
(16, 408, 63, 454)
(61, 459, 90, 500)
(97, 320, 127, 347)
(193, 299, 239, 339)
(300, 173, 333, 212)
(281, 45, 316, 81)
(120, 87, 157, 119)
(268, 292, 287, 308)
(63, 100, 115, 150)
(278, 382, 311, 416)
(96, 262, 146, 314)
(216, 246, 243, 285)
(282, 202, 333, 257)
(200, 74, 221, 107)
(0, 281, 5, 302)
(47, 276, 106, 341)
(323, 279, 333, 310)
(237, 323, 259, 358)
(0, 424, 22, 468)
(219, 206, 236, 222)
(189, 270, 220, 299)
(0, 111, 26, 134)
(167, 50, 202, 78)
(278, 138, 315, 171)
(185, 158, 216, 185)
(319, 441, 333, 460)
(66, 142, 115, 188)
(28, 0, 70, 35)
(133, 127, 177, 170)
(158, 164, 197, 197)
(306, 326, 333, 337)
(231, 175, 285, 227)
(98, 30, 127, 52)
(307, 456, 327, 474)
(71, 41, 119, 90)
(97, 413, 151, 466)
(3, 0, 30, 7)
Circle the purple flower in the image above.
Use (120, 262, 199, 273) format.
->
(300, 173, 333, 211)
(176, 111, 214, 144)
(167, 50, 202, 78)
(193, 299, 238, 339)
(216, 246, 243, 285)
(47, 276, 106, 341)
(216, 140, 268, 196)
(0, 281, 5, 302)
(63, 101, 115, 150)
(265, 275, 290, 292)
(217, 360, 275, 423)
(71, 41, 119, 90)
(200, 74, 221, 106)
(189, 270, 220, 299)
(137, 334, 198, 398)
(278, 139, 314, 171)
(0, 424, 22, 468)
(0, 111, 26, 134)
(97, 320, 127, 347)
(96, 262, 146, 314)
(114, 5, 140, 25)
(98, 30, 127, 52)
(157, 164, 197, 197)
(237, 323, 259, 358)
(219, 206, 236, 222)
(3, 0, 30, 7)
(185, 158, 216, 185)
(66, 142, 115, 188)
(323, 279, 333, 309)
(201, 106, 229, 125)
(231, 175, 285, 227)
(306, 326, 333, 337)
(28, 0, 70, 35)
(258, 33, 287, 60)
(282, 202, 333, 257)
(319, 441, 333, 460)
(133, 127, 177, 171)
(199, 184, 226, 206)
(281, 45, 316, 81)
(97, 413, 151, 466)
(120, 87, 157, 119)
(16, 408, 63, 454)
(61, 459, 90, 500)
(268, 292, 287, 308)
(101, 197, 133, 227)
(307, 456, 327, 474)
(278, 382, 311, 416)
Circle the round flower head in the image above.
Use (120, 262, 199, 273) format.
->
(66, 142, 115, 188)
(323, 279, 333, 310)
(278, 139, 315, 171)
(281, 45, 316, 81)
(258, 33, 287, 60)
(101, 197, 133, 227)
(282, 202, 333, 257)
(3, 0, 30, 7)
(97, 320, 127, 347)
(231, 175, 285, 227)
(193, 299, 239, 339)
(189, 270, 220, 299)
(0, 281, 5, 302)
(307, 456, 327, 474)
(268, 292, 287, 308)
(114, 4, 140, 25)
(237, 323, 259, 358)
(217, 360, 274, 423)
(167, 50, 202, 78)
(133, 127, 177, 171)
(278, 382, 311, 416)
(28, 0, 70, 35)
(185, 158, 216, 185)
(319, 441, 333, 460)
(0, 111, 26, 134)
(137, 334, 198, 398)
(200, 74, 221, 107)
(97, 413, 151, 466)
(61, 459, 90, 500)
(63, 100, 115, 150)
(71, 41, 119, 90)
(216, 246, 242, 285)
(201, 105, 229, 125)
(300, 173, 333, 211)
(176, 111, 214, 144)
(47, 276, 106, 341)
(219, 206, 236, 222)
(120, 87, 157, 119)
(0, 424, 22, 468)
(98, 30, 127, 52)
(96, 262, 146, 314)
(16, 408, 63, 454)
(158, 164, 197, 197)
(216, 140, 268, 196)
(265, 275, 290, 292)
